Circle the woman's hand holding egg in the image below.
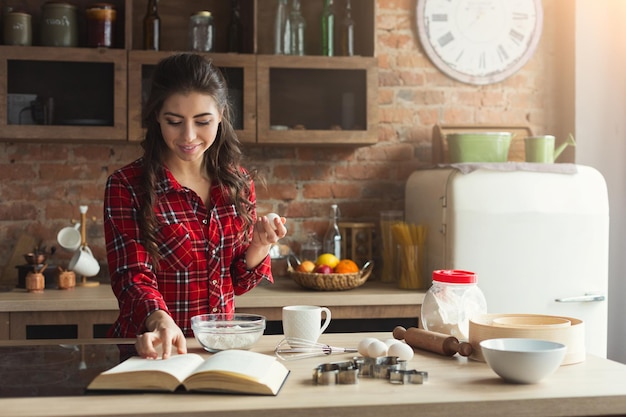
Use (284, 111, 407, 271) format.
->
(266, 212, 287, 233)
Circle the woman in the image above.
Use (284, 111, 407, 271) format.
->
(104, 53, 286, 359)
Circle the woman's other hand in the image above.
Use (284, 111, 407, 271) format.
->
(246, 215, 287, 268)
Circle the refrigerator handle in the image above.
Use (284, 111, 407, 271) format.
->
(555, 293, 606, 303)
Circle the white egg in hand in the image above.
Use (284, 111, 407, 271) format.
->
(358, 337, 378, 357)
(367, 340, 389, 358)
(266, 213, 287, 232)
(388, 341, 414, 361)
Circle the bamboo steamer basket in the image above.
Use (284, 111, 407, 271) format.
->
(469, 313, 585, 365)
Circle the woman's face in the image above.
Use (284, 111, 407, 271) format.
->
(157, 91, 222, 164)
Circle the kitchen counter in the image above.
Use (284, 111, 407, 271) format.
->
(0, 279, 425, 339)
(1, 333, 626, 417)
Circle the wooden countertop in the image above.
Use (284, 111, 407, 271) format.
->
(1, 333, 626, 417)
(0, 279, 425, 317)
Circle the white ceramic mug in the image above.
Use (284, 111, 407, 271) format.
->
(57, 224, 81, 251)
(68, 246, 100, 277)
(282, 305, 331, 343)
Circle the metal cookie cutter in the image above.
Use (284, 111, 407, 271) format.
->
(372, 356, 407, 379)
(389, 369, 429, 385)
(313, 361, 359, 385)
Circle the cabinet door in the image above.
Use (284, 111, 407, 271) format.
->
(0, 46, 127, 141)
(256, 55, 378, 145)
(127, 51, 257, 143)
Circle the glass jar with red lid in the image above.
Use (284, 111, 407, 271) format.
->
(420, 270, 487, 341)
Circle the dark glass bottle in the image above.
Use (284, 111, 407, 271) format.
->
(143, 0, 160, 50)
(323, 204, 342, 259)
(340, 0, 354, 56)
(228, 0, 242, 53)
(321, 0, 335, 56)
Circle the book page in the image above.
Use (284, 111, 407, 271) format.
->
(100, 353, 205, 384)
(192, 350, 278, 382)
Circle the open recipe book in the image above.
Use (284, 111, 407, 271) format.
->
(87, 349, 290, 396)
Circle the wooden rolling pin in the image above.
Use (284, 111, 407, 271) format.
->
(393, 326, 473, 357)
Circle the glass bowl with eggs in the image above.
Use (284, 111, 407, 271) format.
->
(191, 313, 266, 352)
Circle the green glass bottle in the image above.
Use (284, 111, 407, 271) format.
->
(321, 0, 335, 56)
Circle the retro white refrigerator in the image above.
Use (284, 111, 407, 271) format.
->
(405, 165, 609, 357)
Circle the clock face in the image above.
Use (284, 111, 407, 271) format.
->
(417, 0, 543, 85)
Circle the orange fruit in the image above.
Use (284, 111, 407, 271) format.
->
(315, 253, 340, 269)
(296, 260, 316, 273)
(334, 259, 359, 274)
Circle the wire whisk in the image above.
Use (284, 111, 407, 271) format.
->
(274, 337, 358, 361)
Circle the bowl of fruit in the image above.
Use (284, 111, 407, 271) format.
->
(288, 253, 373, 291)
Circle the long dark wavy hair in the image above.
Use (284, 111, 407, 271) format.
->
(138, 52, 255, 264)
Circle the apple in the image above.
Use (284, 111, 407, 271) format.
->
(314, 264, 333, 274)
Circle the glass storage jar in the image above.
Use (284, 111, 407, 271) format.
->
(86, 3, 116, 48)
(189, 11, 215, 52)
(420, 270, 487, 341)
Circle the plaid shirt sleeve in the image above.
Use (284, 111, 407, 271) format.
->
(104, 160, 273, 338)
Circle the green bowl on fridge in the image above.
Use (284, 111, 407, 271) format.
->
(447, 132, 512, 163)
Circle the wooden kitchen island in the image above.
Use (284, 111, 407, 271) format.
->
(1, 332, 626, 417)
(0, 279, 425, 340)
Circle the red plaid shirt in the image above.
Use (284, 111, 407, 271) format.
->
(104, 158, 272, 338)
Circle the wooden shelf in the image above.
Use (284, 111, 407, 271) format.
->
(1, 0, 377, 145)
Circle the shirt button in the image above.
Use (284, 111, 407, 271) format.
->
(212, 307, 218, 313)
(202, 219, 208, 224)
(212, 280, 217, 285)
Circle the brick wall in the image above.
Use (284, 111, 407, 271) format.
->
(0, 1, 562, 276)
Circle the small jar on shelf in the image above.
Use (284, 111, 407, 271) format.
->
(189, 11, 215, 52)
(86, 3, 117, 48)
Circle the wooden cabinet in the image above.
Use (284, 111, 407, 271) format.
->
(0, 0, 377, 145)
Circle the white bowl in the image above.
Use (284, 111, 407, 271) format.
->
(191, 314, 266, 352)
(480, 338, 566, 384)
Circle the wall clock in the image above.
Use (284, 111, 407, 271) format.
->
(416, 0, 543, 85)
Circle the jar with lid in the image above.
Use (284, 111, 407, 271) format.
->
(420, 270, 487, 341)
(189, 11, 215, 52)
(86, 3, 116, 48)
(40, 1, 78, 47)
(3, 11, 32, 46)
